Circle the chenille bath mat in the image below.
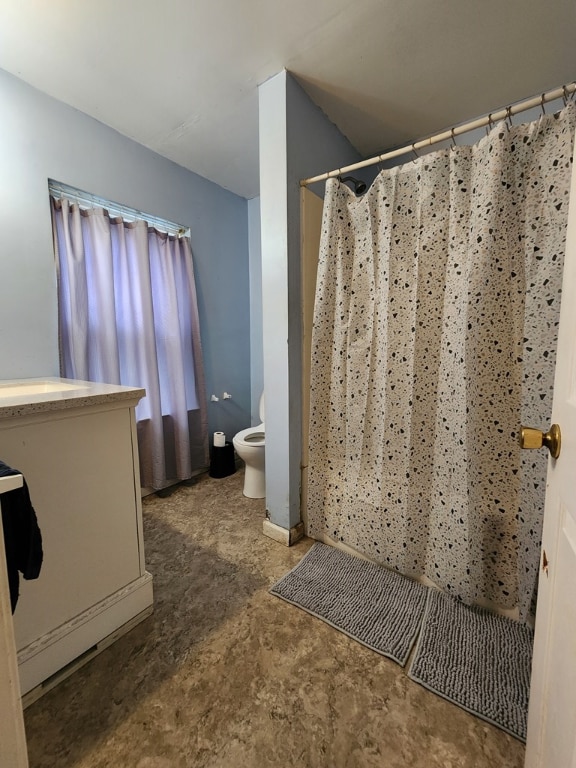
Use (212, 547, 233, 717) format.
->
(270, 542, 428, 665)
(408, 589, 534, 741)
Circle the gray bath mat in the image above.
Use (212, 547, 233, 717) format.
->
(270, 542, 428, 665)
(408, 589, 534, 741)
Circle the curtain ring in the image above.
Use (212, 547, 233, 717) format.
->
(505, 106, 512, 131)
(540, 94, 546, 116)
(485, 113, 494, 137)
(450, 127, 457, 150)
(562, 85, 569, 107)
(411, 144, 419, 163)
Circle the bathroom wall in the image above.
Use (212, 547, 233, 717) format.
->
(248, 197, 264, 426)
(0, 68, 250, 442)
(259, 70, 362, 532)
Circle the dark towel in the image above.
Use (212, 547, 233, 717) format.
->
(0, 460, 43, 613)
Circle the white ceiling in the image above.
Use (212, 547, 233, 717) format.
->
(0, 0, 574, 199)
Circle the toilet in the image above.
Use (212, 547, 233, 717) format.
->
(233, 393, 265, 498)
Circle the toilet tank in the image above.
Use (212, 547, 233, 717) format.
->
(259, 393, 265, 423)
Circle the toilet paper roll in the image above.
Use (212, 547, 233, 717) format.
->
(213, 431, 226, 447)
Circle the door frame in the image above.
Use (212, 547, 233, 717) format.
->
(0, 474, 29, 768)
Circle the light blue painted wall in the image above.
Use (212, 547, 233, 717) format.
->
(0, 68, 250, 443)
(248, 196, 263, 426)
(259, 70, 362, 530)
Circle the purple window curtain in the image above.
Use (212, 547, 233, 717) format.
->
(51, 197, 208, 489)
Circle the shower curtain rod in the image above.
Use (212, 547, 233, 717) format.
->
(300, 81, 576, 187)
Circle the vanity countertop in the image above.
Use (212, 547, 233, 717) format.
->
(0, 377, 145, 420)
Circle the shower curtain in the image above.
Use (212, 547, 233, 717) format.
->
(307, 104, 575, 620)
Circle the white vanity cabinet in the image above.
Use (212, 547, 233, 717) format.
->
(0, 378, 153, 702)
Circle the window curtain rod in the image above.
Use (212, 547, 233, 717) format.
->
(48, 180, 190, 237)
(300, 81, 576, 187)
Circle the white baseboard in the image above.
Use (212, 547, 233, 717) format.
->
(262, 519, 305, 546)
(18, 572, 153, 701)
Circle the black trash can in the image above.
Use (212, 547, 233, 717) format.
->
(209, 441, 236, 478)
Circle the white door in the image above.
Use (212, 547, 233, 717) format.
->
(524, 155, 576, 766)
(0, 475, 29, 768)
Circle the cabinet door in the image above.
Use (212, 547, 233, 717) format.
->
(2, 407, 141, 649)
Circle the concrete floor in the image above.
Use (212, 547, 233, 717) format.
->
(24, 470, 526, 767)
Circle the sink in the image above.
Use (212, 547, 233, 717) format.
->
(0, 380, 85, 398)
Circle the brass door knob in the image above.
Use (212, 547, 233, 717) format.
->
(520, 424, 561, 459)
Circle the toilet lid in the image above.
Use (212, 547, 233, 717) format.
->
(259, 393, 265, 422)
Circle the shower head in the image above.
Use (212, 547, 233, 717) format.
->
(339, 175, 367, 196)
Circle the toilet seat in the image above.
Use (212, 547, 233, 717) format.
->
(234, 424, 265, 447)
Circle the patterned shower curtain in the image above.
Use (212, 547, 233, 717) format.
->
(307, 105, 575, 620)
